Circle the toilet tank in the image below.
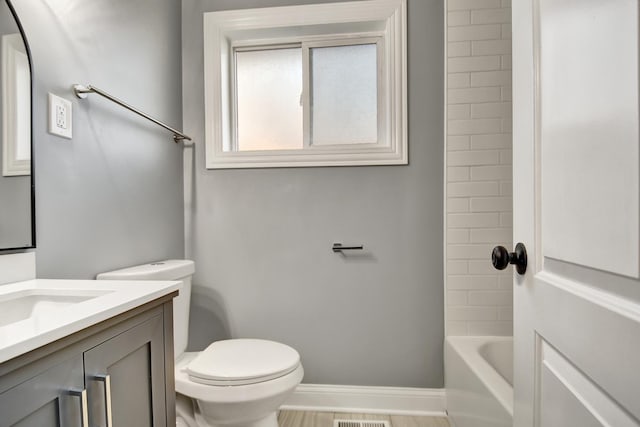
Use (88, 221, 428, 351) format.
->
(96, 260, 195, 359)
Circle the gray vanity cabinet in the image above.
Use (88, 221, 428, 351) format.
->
(0, 295, 176, 427)
(0, 356, 85, 427)
(84, 314, 166, 427)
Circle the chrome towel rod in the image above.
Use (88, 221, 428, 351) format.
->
(73, 84, 192, 143)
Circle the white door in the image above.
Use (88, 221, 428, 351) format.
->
(512, 0, 640, 426)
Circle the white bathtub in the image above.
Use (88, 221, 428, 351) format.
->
(445, 336, 513, 427)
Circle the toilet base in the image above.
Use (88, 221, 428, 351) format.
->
(176, 393, 198, 427)
(196, 411, 278, 427)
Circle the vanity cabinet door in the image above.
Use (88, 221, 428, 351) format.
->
(84, 314, 167, 427)
(0, 355, 85, 427)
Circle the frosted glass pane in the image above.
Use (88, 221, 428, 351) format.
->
(310, 44, 377, 146)
(235, 48, 303, 151)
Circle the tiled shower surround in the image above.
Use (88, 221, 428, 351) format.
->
(445, 0, 513, 336)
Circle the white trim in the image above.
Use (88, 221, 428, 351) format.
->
(203, 0, 407, 169)
(280, 384, 446, 416)
(2, 33, 30, 177)
(443, 0, 448, 337)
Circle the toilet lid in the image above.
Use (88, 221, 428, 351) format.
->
(186, 339, 300, 386)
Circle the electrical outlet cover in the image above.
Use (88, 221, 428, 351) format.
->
(48, 93, 72, 139)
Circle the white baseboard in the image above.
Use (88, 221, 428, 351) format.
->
(281, 384, 446, 416)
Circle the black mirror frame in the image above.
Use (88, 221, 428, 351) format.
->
(0, 0, 35, 252)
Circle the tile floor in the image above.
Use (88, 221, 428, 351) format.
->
(278, 411, 450, 427)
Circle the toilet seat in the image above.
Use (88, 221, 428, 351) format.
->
(175, 351, 304, 405)
(186, 339, 300, 386)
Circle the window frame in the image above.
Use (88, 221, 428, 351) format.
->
(203, 0, 407, 169)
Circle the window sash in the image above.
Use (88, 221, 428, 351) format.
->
(229, 35, 384, 154)
(302, 37, 384, 150)
(231, 43, 303, 153)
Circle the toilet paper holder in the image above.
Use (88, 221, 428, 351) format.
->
(332, 243, 364, 253)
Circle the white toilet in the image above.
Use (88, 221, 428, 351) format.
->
(97, 260, 304, 427)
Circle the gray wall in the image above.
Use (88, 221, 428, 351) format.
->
(0, 1, 31, 250)
(182, 0, 444, 387)
(12, 0, 184, 278)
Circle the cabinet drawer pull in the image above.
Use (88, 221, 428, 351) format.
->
(94, 375, 113, 427)
(68, 389, 89, 427)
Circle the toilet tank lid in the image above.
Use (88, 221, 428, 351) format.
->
(96, 259, 195, 281)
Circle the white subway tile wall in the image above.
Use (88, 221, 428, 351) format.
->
(446, 0, 513, 336)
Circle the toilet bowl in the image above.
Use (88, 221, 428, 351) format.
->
(97, 260, 304, 427)
(176, 344, 304, 427)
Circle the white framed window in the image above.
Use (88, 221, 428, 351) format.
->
(2, 33, 30, 177)
(203, 0, 407, 169)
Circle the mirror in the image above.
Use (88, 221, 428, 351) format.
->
(0, 0, 33, 250)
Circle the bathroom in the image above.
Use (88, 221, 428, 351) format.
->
(0, 0, 638, 426)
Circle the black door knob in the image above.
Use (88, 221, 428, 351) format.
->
(491, 243, 528, 275)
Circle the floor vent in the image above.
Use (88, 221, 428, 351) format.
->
(333, 421, 390, 427)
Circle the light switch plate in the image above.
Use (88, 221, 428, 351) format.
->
(48, 93, 72, 139)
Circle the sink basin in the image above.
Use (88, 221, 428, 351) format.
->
(0, 278, 180, 364)
(0, 289, 112, 327)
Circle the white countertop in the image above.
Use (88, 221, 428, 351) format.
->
(0, 278, 180, 364)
